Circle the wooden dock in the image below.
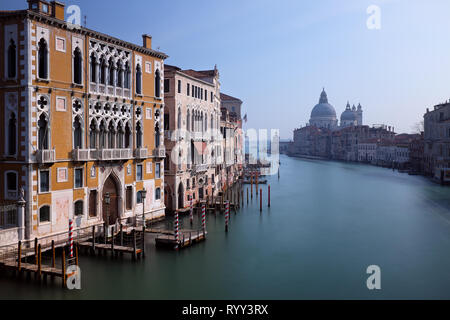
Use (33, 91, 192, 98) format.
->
(155, 230, 207, 250)
(78, 226, 145, 260)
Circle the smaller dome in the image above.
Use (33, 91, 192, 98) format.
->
(341, 102, 357, 121)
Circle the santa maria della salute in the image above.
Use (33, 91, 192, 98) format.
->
(289, 88, 399, 162)
(309, 88, 363, 129)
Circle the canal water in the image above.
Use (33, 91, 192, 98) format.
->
(2, 154, 450, 299)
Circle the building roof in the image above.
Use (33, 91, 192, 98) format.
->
(0, 8, 168, 59)
(310, 89, 337, 119)
(220, 93, 242, 103)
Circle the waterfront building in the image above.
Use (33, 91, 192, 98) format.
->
(219, 97, 244, 192)
(409, 133, 424, 174)
(163, 64, 221, 211)
(358, 138, 378, 163)
(423, 102, 450, 181)
(0, 0, 167, 245)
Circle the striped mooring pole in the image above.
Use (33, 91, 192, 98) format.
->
(225, 201, 230, 232)
(69, 219, 74, 258)
(202, 204, 206, 233)
(189, 198, 193, 226)
(174, 210, 179, 250)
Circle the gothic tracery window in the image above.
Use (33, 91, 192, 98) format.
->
(136, 64, 142, 94)
(38, 38, 48, 79)
(73, 47, 82, 84)
(38, 113, 49, 150)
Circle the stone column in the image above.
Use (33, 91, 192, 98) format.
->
(17, 188, 26, 241)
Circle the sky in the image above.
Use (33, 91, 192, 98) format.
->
(3, 0, 450, 139)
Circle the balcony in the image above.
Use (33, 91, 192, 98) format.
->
(153, 146, 166, 158)
(195, 164, 209, 173)
(36, 150, 56, 163)
(91, 148, 132, 161)
(89, 83, 132, 99)
(134, 148, 148, 159)
(72, 149, 90, 162)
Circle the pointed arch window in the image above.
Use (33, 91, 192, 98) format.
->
(99, 56, 106, 84)
(108, 121, 116, 149)
(177, 108, 181, 130)
(187, 110, 190, 131)
(38, 38, 48, 79)
(125, 122, 131, 148)
(117, 122, 124, 148)
(73, 116, 82, 149)
(38, 114, 49, 150)
(136, 121, 143, 148)
(117, 61, 123, 87)
(155, 69, 161, 98)
(108, 58, 115, 86)
(124, 62, 130, 89)
(136, 64, 142, 94)
(155, 123, 160, 148)
(8, 113, 16, 155)
(99, 120, 106, 149)
(7, 39, 16, 79)
(191, 112, 195, 132)
(73, 47, 82, 84)
(90, 53, 97, 83)
(89, 120, 97, 149)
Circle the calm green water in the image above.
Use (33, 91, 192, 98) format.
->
(2, 154, 450, 299)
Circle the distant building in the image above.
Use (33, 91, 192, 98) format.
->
(309, 88, 363, 129)
(424, 102, 450, 182)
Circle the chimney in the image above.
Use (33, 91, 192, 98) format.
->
(51, 1, 65, 20)
(142, 34, 152, 49)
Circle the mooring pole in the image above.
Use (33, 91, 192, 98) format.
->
(225, 200, 229, 232)
(174, 210, 179, 251)
(202, 204, 206, 236)
(189, 199, 193, 226)
(75, 243, 79, 266)
(17, 241, 22, 272)
(251, 174, 253, 199)
(61, 248, 66, 288)
(111, 225, 115, 256)
(91, 225, 96, 253)
(51, 240, 55, 268)
(142, 225, 145, 257)
(260, 188, 262, 212)
(120, 223, 123, 246)
(132, 229, 137, 261)
(268, 185, 271, 208)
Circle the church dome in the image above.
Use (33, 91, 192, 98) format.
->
(341, 102, 357, 121)
(310, 89, 337, 119)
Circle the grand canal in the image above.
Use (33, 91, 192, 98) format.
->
(2, 154, 450, 299)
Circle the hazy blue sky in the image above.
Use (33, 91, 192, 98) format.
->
(3, 0, 450, 139)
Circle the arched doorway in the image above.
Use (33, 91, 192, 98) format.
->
(178, 182, 184, 210)
(103, 175, 119, 225)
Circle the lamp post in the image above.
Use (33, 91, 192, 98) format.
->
(141, 188, 147, 228)
(104, 192, 110, 239)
